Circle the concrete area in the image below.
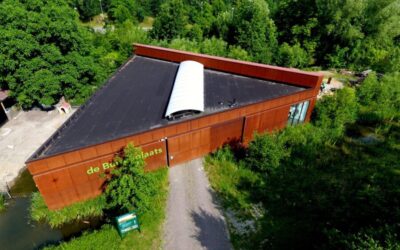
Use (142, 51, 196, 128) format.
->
(164, 158, 232, 250)
(0, 109, 75, 192)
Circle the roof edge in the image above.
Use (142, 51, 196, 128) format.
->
(133, 43, 324, 89)
(26, 56, 137, 163)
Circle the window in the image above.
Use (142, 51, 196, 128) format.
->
(287, 100, 310, 125)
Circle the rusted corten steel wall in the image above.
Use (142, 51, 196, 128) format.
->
(134, 44, 323, 93)
(27, 46, 323, 210)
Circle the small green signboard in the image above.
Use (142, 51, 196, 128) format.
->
(116, 211, 140, 237)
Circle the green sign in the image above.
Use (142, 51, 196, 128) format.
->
(116, 211, 140, 236)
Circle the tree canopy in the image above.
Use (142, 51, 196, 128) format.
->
(0, 0, 105, 108)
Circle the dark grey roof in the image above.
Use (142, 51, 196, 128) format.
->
(29, 56, 306, 160)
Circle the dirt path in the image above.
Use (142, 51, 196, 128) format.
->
(164, 158, 232, 250)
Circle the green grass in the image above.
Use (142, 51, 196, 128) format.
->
(0, 194, 5, 212)
(204, 152, 258, 214)
(43, 167, 169, 250)
(204, 147, 262, 249)
(30, 192, 107, 228)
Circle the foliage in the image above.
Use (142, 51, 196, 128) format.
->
(30, 192, 107, 228)
(150, 0, 187, 40)
(357, 72, 400, 122)
(230, 0, 277, 63)
(44, 168, 168, 250)
(276, 42, 311, 68)
(104, 144, 162, 214)
(107, 0, 144, 24)
(73, 0, 104, 21)
(205, 78, 400, 249)
(314, 87, 358, 139)
(205, 146, 260, 213)
(245, 133, 287, 174)
(0, 0, 106, 108)
(0, 193, 5, 212)
(272, 0, 400, 72)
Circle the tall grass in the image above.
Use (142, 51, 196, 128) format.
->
(30, 192, 107, 228)
(0, 193, 5, 212)
(204, 146, 260, 213)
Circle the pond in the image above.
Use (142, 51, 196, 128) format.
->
(0, 170, 102, 250)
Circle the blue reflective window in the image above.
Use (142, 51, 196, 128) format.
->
(287, 100, 310, 125)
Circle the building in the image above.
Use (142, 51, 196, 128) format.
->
(26, 44, 323, 210)
(0, 90, 9, 126)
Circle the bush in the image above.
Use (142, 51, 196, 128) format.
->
(245, 133, 288, 174)
(30, 192, 106, 228)
(104, 144, 163, 214)
(357, 72, 400, 122)
(314, 87, 358, 139)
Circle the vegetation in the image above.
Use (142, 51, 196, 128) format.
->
(0, 0, 398, 247)
(104, 144, 161, 214)
(205, 74, 400, 249)
(30, 192, 107, 228)
(0, 0, 107, 108)
(1, 0, 399, 109)
(0, 194, 5, 212)
(40, 144, 169, 249)
(44, 167, 168, 250)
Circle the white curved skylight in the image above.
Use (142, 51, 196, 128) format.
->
(165, 60, 204, 119)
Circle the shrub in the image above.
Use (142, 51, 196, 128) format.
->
(245, 133, 288, 174)
(104, 144, 163, 214)
(357, 72, 400, 122)
(314, 87, 358, 139)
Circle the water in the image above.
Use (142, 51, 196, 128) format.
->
(0, 170, 102, 250)
(0, 197, 62, 250)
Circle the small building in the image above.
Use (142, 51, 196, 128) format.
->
(26, 44, 323, 210)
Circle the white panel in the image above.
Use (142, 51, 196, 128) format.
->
(165, 60, 204, 118)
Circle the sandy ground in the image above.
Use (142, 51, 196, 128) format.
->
(317, 71, 345, 98)
(164, 158, 232, 250)
(0, 109, 74, 192)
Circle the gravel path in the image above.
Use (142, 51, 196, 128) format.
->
(164, 158, 232, 250)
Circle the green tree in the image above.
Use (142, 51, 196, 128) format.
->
(200, 37, 227, 57)
(0, 0, 105, 108)
(272, 0, 400, 72)
(105, 144, 159, 213)
(73, 0, 103, 20)
(276, 42, 311, 68)
(150, 0, 187, 40)
(108, 0, 139, 23)
(230, 0, 278, 63)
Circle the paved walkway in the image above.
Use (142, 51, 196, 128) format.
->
(164, 158, 232, 250)
(0, 110, 74, 192)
